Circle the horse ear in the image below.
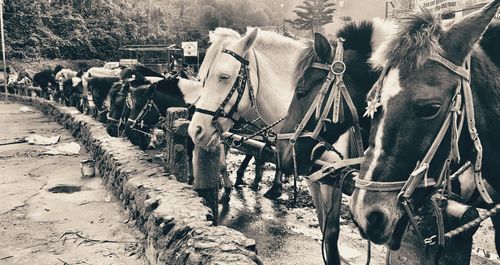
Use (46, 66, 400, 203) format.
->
(314, 33, 332, 63)
(440, 0, 500, 64)
(238, 28, 258, 54)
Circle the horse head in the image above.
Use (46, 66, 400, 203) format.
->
(187, 27, 259, 148)
(350, 0, 500, 249)
(53, 65, 64, 76)
(276, 20, 393, 176)
(107, 81, 129, 137)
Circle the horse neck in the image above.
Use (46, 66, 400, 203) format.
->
(248, 41, 305, 129)
(152, 83, 186, 114)
(178, 78, 201, 105)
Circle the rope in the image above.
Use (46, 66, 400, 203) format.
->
(425, 204, 500, 245)
(231, 116, 286, 146)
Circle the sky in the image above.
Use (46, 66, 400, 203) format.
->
(325, 0, 388, 34)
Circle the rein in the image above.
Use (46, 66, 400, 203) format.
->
(277, 38, 365, 184)
(355, 53, 494, 248)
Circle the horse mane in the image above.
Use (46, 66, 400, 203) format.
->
(292, 40, 316, 90)
(198, 26, 306, 84)
(372, 8, 443, 71)
(338, 21, 374, 58)
(108, 81, 124, 99)
(251, 27, 306, 54)
(197, 28, 241, 83)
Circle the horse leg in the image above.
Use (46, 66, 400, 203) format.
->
(321, 182, 342, 265)
(219, 144, 232, 205)
(186, 140, 194, 185)
(491, 214, 500, 256)
(249, 157, 264, 190)
(235, 155, 252, 187)
(263, 170, 283, 199)
(307, 178, 342, 264)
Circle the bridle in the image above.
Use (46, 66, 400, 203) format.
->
(107, 87, 131, 137)
(355, 53, 494, 247)
(276, 38, 365, 183)
(194, 48, 260, 146)
(126, 83, 165, 138)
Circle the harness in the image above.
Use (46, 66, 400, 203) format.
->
(355, 53, 494, 247)
(276, 38, 365, 183)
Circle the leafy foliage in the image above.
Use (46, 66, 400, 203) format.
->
(4, 0, 280, 60)
(285, 0, 336, 34)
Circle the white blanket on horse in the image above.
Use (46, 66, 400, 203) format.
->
(86, 67, 121, 78)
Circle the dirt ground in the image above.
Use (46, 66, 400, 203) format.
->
(1, 99, 499, 265)
(221, 150, 500, 265)
(0, 101, 146, 265)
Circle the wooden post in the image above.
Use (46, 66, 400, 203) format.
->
(193, 144, 221, 225)
(164, 107, 190, 182)
(1, 0, 7, 100)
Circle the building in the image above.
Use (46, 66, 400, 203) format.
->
(394, 0, 500, 19)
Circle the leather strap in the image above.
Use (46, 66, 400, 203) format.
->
(222, 49, 249, 65)
(355, 177, 437, 192)
(461, 59, 493, 204)
(429, 55, 470, 81)
(308, 157, 364, 183)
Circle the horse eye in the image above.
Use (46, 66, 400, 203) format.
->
(415, 103, 441, 118)
(219, 74, 230, 81)
(296, 90, 308, 99)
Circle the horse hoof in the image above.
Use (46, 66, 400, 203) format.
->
(219, 193, 230, 205)
(263, 186, 282, 200)
(249, 182, 259, 191)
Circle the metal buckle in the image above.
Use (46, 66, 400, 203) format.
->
(331, 61, 346, 75)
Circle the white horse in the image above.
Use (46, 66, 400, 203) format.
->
(55, 68, 78, 83)
(186, 27, 316, 200)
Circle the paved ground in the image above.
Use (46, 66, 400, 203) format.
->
(0, 101, 146, 265)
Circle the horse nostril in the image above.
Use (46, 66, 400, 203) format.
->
(194, 125, 204, 138)
(367, 210, 387, 228)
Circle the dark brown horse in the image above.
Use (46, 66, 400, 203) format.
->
(32, 65, 63, 99)
(275, 20, 392, 265)
(351, 0, 500, 256)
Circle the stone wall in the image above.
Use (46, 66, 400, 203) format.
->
(2, 95, 261, 265)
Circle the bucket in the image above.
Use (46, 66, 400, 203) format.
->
(80, 159, 95, 178)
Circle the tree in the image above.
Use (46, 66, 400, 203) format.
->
(340, 15, 352, 24)
(285, 0, 335, 36)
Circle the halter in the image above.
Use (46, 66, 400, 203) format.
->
(355, 53, 494, 246)
(127, 84, 165, 138)
(277, 38, 365, 183)
(194, 49, 258, 146)
(107, 88, 131, 137)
